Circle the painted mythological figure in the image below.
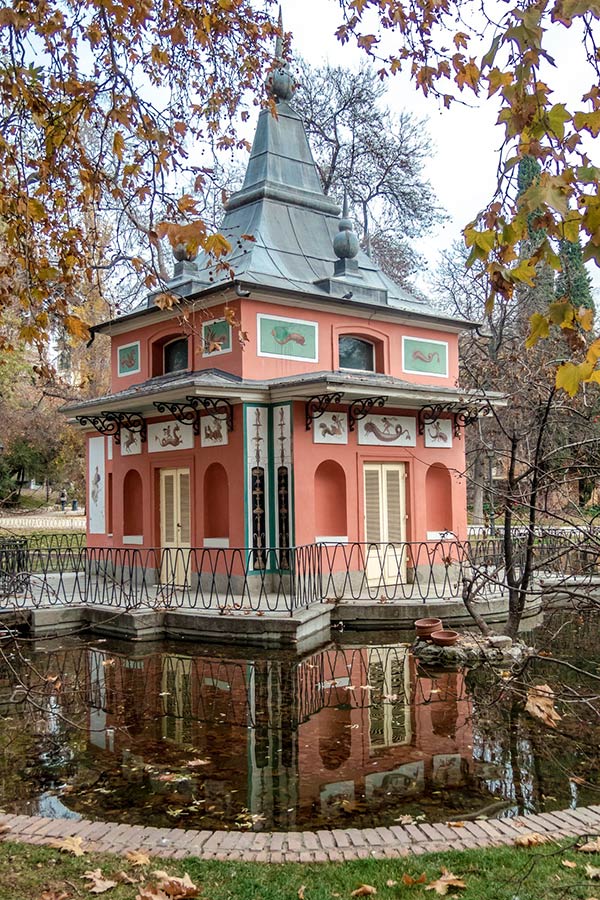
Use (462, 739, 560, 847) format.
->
(427, 421, 448, 443)
(157, 423, 183, 447)
(271, 325, 306, 346)
(412, 349, 440, 364)
(364, 419, 410, 442)
(319, 414, 345, 437)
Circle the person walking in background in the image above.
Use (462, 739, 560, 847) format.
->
(59, 488, 67, 511)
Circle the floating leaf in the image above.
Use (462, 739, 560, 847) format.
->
(525, 684, 561, 728)
(187, 759, 210, 767)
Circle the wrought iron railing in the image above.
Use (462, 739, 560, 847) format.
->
(0, 531, 599, 613)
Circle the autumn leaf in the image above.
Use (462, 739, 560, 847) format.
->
(298, 886, 306, 900)
(50, 835, 87, 856)
(579, 838, 600, 853)
(446, 821, 466, 828)
(64, 314, 90, 341)
(425, 869, 467, 895)
(187, 758, 210, 767)
(402, 873, 427, 886)
(385, 880, 397, 887)
(113, 131, 125, 161)
(204, 232, 232, 258)
(350, 886, 377, 896)
(126, 850, 152, 866)
(586, 865, 600, 880)
(116, 871, 139, 884)
(82, 869, 117, 894)
(40, 892, 71, 900)
(514, 832, 553, 847)
(150, 871, 199, 898)
(562, 859, 577, 868)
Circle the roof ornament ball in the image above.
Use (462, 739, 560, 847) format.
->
(333, 193, 359, 260)
(173, 243, 198, 262)
(267, 7, 294, 102)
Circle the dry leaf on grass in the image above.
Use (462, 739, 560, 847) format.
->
(525, 684, 561, 728)
(514, 832, 553, 847)
(298, 886, 306, 900)
(40, 892, 71, 900)
(150, 871, 199, 899)
(126, 850, 152, 866)
(82, 869, 117, 894)
(395, 815, 415, 825)
(425, 869, 467, 896)
(586, 865, 600, 880)
(402, 873, 427, 886)
(562, 860, 577, 869)
(116, 871, 139, 884)
(350, 885, 377, 896)
(385, 880, 397, 887)
(580, 839, 600, 853)
(50, 836, 87, 857)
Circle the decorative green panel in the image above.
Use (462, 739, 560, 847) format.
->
(402, 337, 448, 377)
(118, 342, 140, 376)
(202, 318, 232, 355)
(257, 314, 318, 362)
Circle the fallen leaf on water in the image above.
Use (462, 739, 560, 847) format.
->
(298, 886, 306, 899)
(580, 839, 600, 853)
(525, 683, 561, 728)
(586, 865, 600, 880)
(82, 869, 117, 894)
(402, 873, 427, 886)
(341, 799, 358, 813)
(126, 850, 152, 866)
(187, 759, 210, 767)
(50, 836, 87, 856)
(350, 885, 377, 896)
(514, 832, 552, 847)
(446, 821, 466, 828)
(570, 776, 587, 785)
(562, 859, 577, 869)
(425, 869, 467, 895)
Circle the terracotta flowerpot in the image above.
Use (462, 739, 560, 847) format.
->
(414, 617, 443, 638)
(431, 629, 460, 647)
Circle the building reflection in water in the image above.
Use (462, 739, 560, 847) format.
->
(73, 641, 479, 828)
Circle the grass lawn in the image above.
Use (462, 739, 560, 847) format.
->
(1, 839, 600, 900)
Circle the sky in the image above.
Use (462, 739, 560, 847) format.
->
(278, 0, 600, 296)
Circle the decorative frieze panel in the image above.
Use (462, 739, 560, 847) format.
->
(88, 436, 106, 535)
(148, 421, 195, 452)
(313, 411, 348, 444)
(358, 415, 416, 447)
(423, 418, 453, 448)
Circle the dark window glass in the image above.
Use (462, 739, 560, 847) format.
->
(339, 337, 375, 371)
(164, 338, 188, 373)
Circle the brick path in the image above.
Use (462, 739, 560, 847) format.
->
(2, 806, 600, 863)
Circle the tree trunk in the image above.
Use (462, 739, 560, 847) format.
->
(471, 451, 485, 525)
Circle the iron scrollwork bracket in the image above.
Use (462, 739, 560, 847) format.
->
(186, 396, 234, 432)
(76, 411, 147, 445)
(417, 404, 449, 435)
(153, 401, 200, 435)
(347, 396, 388, 432)
(453, 400, 492, 437)
(305, 392, 345, 431)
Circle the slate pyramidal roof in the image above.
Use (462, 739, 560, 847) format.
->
(98, 45, 474, 333)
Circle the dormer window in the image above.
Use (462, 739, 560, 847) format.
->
(164, 338, 188, 374)
(339, 336, 375, 372)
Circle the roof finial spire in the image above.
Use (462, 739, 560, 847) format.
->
(268, 5, 294, 102)
(334, 191, 359, 262)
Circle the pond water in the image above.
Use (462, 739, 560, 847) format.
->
(1, 611, 600, 832)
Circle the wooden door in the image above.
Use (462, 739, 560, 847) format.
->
(160, 468, 191, 586)
(364, 463, 407, 583)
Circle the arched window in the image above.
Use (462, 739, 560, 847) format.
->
(164, 338, 188, 374)
(339, 336, 375, 372)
